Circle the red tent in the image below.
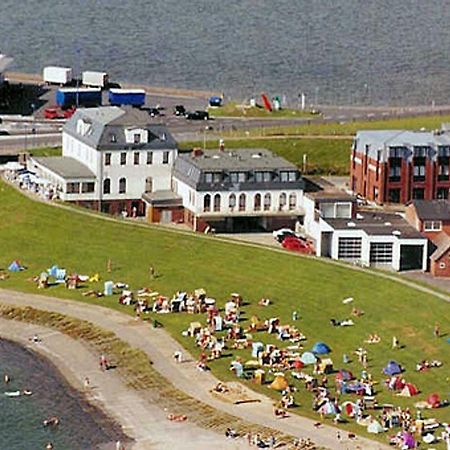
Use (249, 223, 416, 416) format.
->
(427, 393, 441, 408)
(293, 359, 304, 370)
(399, 383, 419, 397)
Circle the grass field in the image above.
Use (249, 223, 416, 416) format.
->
(0, 180, 449, 446)
(181, 138, 352, 175)
(220, 113, 450, 138)
(208, 102, 316, 119)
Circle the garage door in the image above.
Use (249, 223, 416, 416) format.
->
(399, 245, 423, 271)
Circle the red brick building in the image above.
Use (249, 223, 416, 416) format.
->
(351, 130, 450, 204)
(430, 233, 450, 277)
(405, 200, 450, 240)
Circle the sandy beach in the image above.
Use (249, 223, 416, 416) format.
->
(0, 317, 250, 450)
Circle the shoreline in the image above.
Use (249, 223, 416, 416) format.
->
(0, 318, 246, 450)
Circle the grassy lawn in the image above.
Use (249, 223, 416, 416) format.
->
(220, 113, 450, 138)
(181, 138, 352, 175)
(208, 102, 317, 119)
(28, 146, 62, 157)
(0, 180, 449, 447)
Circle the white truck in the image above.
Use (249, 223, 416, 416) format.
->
(43, 66, 73, 85)
(82, 71, 109, 88)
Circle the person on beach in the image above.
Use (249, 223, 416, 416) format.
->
(84, 377, 90, 389)
(100, 354, 109, 371)
(4, 374, 9, 384)
(434, 322, 440, 338)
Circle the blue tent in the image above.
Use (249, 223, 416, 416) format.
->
(300, 351, 317, 365)
(8, 261, 22, 272)
(209, 96, 222, 107)
(383, 360, 402, 376)
(312, 342, 331, 354)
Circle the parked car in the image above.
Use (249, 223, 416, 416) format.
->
(0, 129, 10, 136)
(186, 110, 209, 120)
(174, 105, 186, 116)
(147, 107, 160, 117)
(44, 107, 76, 120)
(281, 236, 314, 254)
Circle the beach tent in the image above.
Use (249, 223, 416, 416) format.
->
(336, 369, 353, 382)
(427, 393, 441, 408)
(270, 374, 289, 391)
(342, 401, 356, 417)
(367, 421, 384, 434)
(402, 432, 415, 449)
(398, 383, 419, 397)
(312, 342, 331, 354)
(8, 261, 23, 272)
(47, 265, 60, 277)
(318, 400, 337, 415)
(293, 359, 304, 370)
(383, 360, 402, 376)
(300, 351, 317, 365)
(251, 342, 264, 358)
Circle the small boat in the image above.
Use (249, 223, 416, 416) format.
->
(5, 391, 21, 397)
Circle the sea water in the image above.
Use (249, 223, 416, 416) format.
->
(1, 0, 450, 105)
(0, 339, 129, 450)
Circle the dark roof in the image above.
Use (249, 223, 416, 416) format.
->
(142, 190, 182, 207)
(325, 211, 424, 239)
(430, 232, 450, 260)
(305, 190, 356, 203)
(411, 200, 450, 221)
(172, 149, 303, 192)
(64, 106, 177, 151)
(31, 156, 95, 179)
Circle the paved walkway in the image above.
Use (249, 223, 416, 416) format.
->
(0, 289, 389, 450)
(0, 318, 249, 450)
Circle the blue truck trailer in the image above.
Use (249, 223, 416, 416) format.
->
(108, 88, 146, 107)
(56, 88, 102, 109)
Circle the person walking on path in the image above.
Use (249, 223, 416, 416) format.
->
(434, 322, 440, 338)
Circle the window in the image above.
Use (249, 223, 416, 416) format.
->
(228, 193, 236, 210)
(104, 153, 111, 166)
(134, 152, 140, 165)
(255, 172, 272, 183)
(163, 151, 170, 164)
(238, 193, 246, 211)
(103, 178, 111, 194)
(439, 262, 446, 269)
(412, 188, 424, 200)
(389, 147, 405, 158)
(66, 182, 80, 194)
(320, 203, 335, 218)
(204, 173, 213, 183)
(254, 193, 262, 211)
(438, 156, 449, 181)
(145, 177, 153, 194)
(110, 134, 117, 143)
(438, 146, 450, 157)
(230, 172, 246, 183)
(263, 193, 271, 211)
(81, 182, 95, 193)
(336, 203, 351, 218)
(338, 237, 362, 259)
(370, 243, 393, 264)
(413, 146, 429, 158)
(146, 152, 153, 165)
(437, 188, 449, 199)
(388, 189, 400, 203)
(413, 161, 426, 180)
(424, 221, 442, 231)
(134, 134, 141, 144)
(213, 172, 222, 183)
(279, 192, 287, 210)
(203, 194, 211, 212)
(389, 165, 401, 179)
(280, 171, 295, 182)
(119, 177, 126, 194)
(120, 152, 127, 166)
(289, 193, 297, 210)
(213, 194, 221, 212)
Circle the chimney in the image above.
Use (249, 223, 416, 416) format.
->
(192, 147, 203, 157)
(219, 139, 225, 152)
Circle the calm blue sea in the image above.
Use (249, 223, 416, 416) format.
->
(1, 0, 450, 105)
(0, 339, 128, 449)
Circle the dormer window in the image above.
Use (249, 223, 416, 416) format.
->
(110, 134, 117, 143)
(134, 134, 141, 144)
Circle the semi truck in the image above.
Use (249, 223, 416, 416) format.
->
(56, 88, 102, 109)
(43, 66, 73, 85)
(108, 88, 146, 107)
(82, 71, 109, 88)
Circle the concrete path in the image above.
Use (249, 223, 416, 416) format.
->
(0, 289, 389, 450)
(0, 318, 249, 450)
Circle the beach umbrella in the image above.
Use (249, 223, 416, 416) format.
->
(270, 374, 289, 391)
(383, 360, 402, 376)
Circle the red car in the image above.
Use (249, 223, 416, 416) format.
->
(44, 107, 76, 120)
(281, 236, 314, 254)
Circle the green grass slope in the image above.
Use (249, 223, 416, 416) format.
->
(0, 180, 449, 446)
